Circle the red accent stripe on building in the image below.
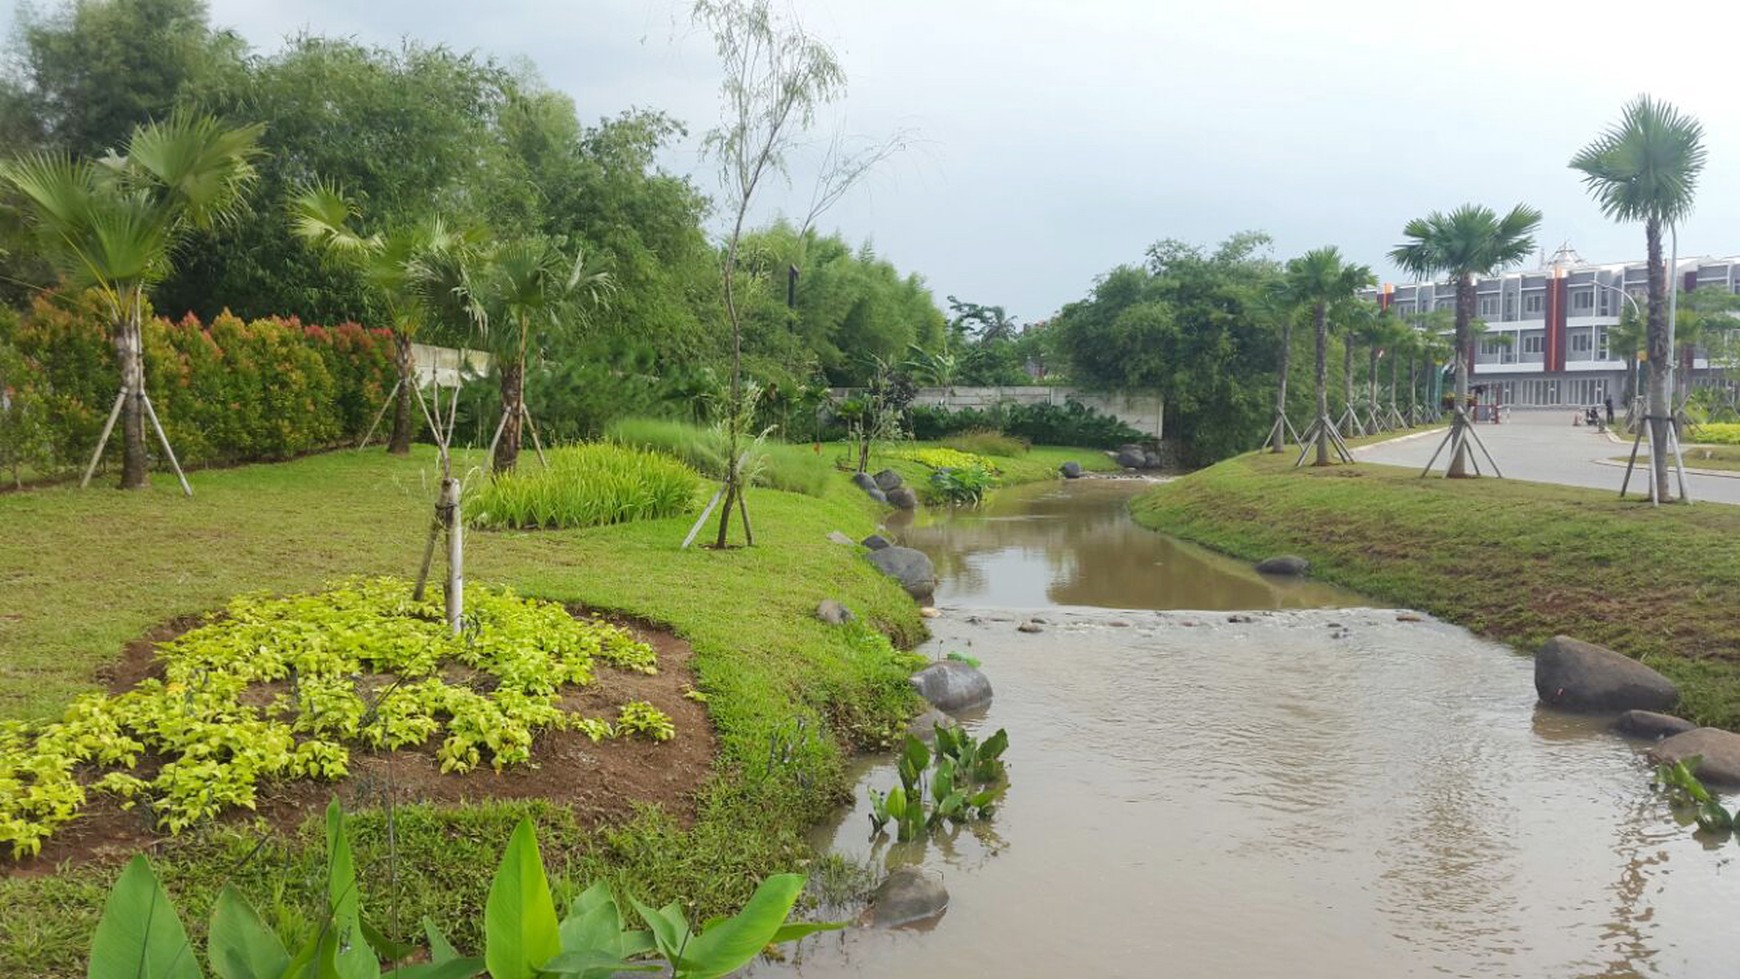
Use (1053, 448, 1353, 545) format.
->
(1547, 277, 1568, 373)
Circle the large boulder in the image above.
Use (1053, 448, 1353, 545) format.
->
(868, 867, 948, 928)
(909, 660, 992, 712)
(1143, 450, 1164, 470)
(866, 487, 889, 505)
(815, 599, 854, 625)
(1059, 461, 1083, 479)
(1534, 635, 1679, 713)
(851, 472, 879, 493)
(1115, 448, 1145, 469)
(1254, 555, 1310, 576)
(1615, 710, 1696, 740)
(867, 546, 936, 601)
(1648, 727, 1740, 786)
(873, 468, 905, 492)
(886, 486, 920, 510)
(862, 533, 892, 550)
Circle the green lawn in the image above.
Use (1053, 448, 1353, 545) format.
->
(1612, 443, 1740, 473)
(1132, 451, 1740, 729)
(0, 444, 929, 974)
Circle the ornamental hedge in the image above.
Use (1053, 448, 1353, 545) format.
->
(0, 291, 395, 478)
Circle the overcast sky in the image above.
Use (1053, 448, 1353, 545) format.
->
(11, 0, 1740, 321)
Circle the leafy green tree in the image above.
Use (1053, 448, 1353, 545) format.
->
(1672, 287, 1740, 406)
(287, 183, 472, 454)
(1, 111, 262, 490)
(1280, 247, 1374, 465)
(1572, 96, 1705, 501)
(459, 237, 614, 472)
(1390, 203, 1541, 476)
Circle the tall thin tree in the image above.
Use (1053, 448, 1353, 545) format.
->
(1390, 203, 1541, 477)
(1571, 96, 1705, 503)
(1282, 247, 1374, 466)
(1, 111, 264, 491)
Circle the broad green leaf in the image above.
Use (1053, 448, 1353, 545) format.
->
(767, 920, 848, 944)
(282, 923, 342, 979)
(566, 882, 616, 921)
(381, 958, 484, 979)
(679, 874, 808, 979)
(87, 855, 202, 979)
(360, 919, 417, 964)
(484, 818, 562, 979)
(901, 735, 930, 777)
(885, 786, 906, 820)
(324, 800, 379, 979)
(422, 919, 458, 965)
(209, 885, 289, 979)
(539, 949, 661, 978)
(981, 728, 1009, 761)
(627, 897, 690, 965)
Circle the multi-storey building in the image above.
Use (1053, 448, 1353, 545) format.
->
(1367, 248, 1740, 408)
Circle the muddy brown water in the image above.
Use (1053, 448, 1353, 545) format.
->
(752, 479, 1732, 978)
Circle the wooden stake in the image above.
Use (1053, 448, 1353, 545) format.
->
(445, 476, 463, 635)
(80, 388, 127, 488)
(139, 391, 192, 497)
(357, 377, 403, 450)
(682, 487, 725, 549)
(521, 401, 550, 469)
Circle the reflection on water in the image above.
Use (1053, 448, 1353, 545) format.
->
(753, 611, 1732, 978)
(887, 478, 1359, 609)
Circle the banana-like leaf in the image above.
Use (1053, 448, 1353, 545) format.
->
(381, 958, 484, 979)
(539, 949, 661, 978)
(628, 897, 691, 965)
(324, 801, 379, 979)
(209, 885, 289, 979)
(678, 874, 808, 979)
(484, 818, 563, 979)
(767, 919, 848, 944)
(980, 728, 1010, 762)
(87, 855, 202, 979)
(559, 893, 653, 960)
(1697, 799, 1734, 832)
(901, 735, 930, 776)
(360, 919, 417, 964)
(423, 919, 459, 964)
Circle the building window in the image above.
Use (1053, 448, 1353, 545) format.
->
(1522, 335, 1545, 354)
(1597, 327, 1610, 360)
(1572, 290, 1593, 312)
(1395, 302, 1415, 314)
(1571, 332, 1592, 353)
(1504, 296, 1515, 320)
(1523, 293, 1544, 315)
(1479, 296, 1499, 318)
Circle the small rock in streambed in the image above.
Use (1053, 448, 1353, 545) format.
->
(815, 599, 854, 625)
(1180, 620, 1202, 628)
(1649, 728, 1740, 786)
(906, 707, 959, 741)
(868, 867, 949, 928)
(1226, 614, 1255, 624)
(1255, 555, 1310, 576)
(1615, 710, 1696, 740)
(910, 660, 992, 712)
(919, 606, 941, 619)
(1017, 620, 1043, 633)
(1060, 460, 1083, 479)
(1396, 613, 1423, 623)
(1109, 620, 1131, 628)
(1030, 616, 1047, 624)
(865, 546, 936, 602)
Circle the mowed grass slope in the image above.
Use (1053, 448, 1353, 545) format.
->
(1132, 451, 1740, 727)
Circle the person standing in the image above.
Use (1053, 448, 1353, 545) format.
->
(1604, 396, 1615, 426)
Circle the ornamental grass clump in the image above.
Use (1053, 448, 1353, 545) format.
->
(467, 443, 701, 530)
(606, 416, 833, 497)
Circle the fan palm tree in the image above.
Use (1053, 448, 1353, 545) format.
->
(458, 236, 614, 473)
(287, 183, 471, 455)
(1390, 203, 1541, 476)
(1609, 304, 1645, 408)
(1281, 247, 1375, 466)
(1, 112, 264, 490)
(1571, 95, 1705, 501)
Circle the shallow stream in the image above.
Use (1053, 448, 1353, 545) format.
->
(752, 479, 1732, 978)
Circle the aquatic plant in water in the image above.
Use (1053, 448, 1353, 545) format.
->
(868, 727, 1009, 842)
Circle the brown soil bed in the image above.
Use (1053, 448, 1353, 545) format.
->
(6, 610, 716, 876)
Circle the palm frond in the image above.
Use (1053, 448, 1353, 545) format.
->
(126, 111, 265, 230)
(1571, 95, 1706, 225)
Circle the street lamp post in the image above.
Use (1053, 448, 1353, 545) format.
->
(1592, 280, 1644, 404)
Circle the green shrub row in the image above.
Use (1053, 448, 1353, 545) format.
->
(466, 444, 702, 530)
(907, 399, 1146, 448)
(0, 291, 396, 476)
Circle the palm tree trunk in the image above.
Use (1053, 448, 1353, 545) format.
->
(1314, 303, 1331, 466)
(1645, 216, 1672, 500)
(1342, 335, 1355, 417)
(388, 331, 415, 456)
(1367, 345, 1380, 418)
(1408, 357, 1419, 419)
(494, 359, 524, 473)
(1271, 319, 1291, 452)
(114, 308, 148, 490)
(1449, 275, 1475, 477)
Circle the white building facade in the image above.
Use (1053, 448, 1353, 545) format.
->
(1370, 252, 1740, 408)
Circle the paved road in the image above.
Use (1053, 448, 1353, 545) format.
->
(1353, 408, 1740, 505)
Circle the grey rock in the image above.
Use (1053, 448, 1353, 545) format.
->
(1059, 461, 1083, 479)
(1615, 710, 1696, 740)
(866, 546, 936, 601)
(862, 534, 892, 550)
(1648, 727, 1740, 786)
(886, 486, 919, 510)
(906, 708, 959, 741)
(815, 599, 854, 625)
(873, 468, 905, 492)
(909, 660, 993, 712)
(851, 471, 879, 493)
(826, 530, 855, 546)
(1535, 635, 1679, 713)
(1143, 450, 1164, 469)
(1017, 620, 1043, 634)
(1115, 449, 1146, 469)
(1254, 555, 1310, 576)
(1226, 614, 1255, 624)
(869, 867, 949, 928)
(866, 487, 889, 505)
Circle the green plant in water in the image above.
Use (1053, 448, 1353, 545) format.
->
(868, 729, 1008, 842)
(1655, 755, 1737, 833)
(927, 465, 996, 506)
(85, 799, 843, 978)
(944, 651, 980, 668)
